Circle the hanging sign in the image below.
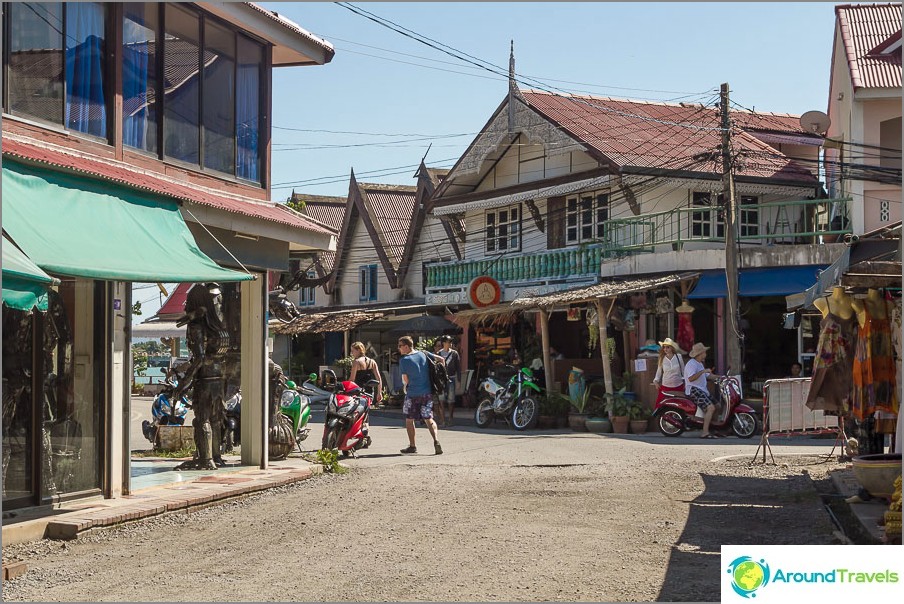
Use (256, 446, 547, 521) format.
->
(468, 276, 501, 308)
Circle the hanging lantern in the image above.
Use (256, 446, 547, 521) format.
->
(676, 299, 695, 353)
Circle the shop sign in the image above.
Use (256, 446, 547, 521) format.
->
(468, 276, 502, 308)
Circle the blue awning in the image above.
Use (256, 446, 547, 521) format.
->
(688, 266, 829, 299)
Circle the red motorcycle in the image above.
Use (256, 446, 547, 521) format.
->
(653, 373, 759, 438)
(321, 378, 377, 456)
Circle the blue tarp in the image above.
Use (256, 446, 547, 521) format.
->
(688, 266, 830, 299)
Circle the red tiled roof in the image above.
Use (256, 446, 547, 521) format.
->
(836, 3, 903, 89)
(358, 184, 418, 269)
(1, 137, 334, 236)
(520, 91, 817, 183)
(156, 282, 192, 319)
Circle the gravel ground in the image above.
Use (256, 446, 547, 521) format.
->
(1, 426, 853, 602)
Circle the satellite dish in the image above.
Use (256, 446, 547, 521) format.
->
(800, 110, 831, 135)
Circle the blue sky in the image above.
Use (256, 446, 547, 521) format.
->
(264, 1, 840, 199)
(136, 1, 842, 319)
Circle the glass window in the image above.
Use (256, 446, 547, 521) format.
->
(64, 2, 107, 137)
(236, 35, 262, 182)
(6, 2, 65, 125)
(300, 270, 316, 306)
(739, 195, 759, 237)
(485, 205, 521, 253)
(163, 4, 200, 164)
(691, 192, 713, 238)
(566, 192, 608, 243)
(359, 265, 377, 301)
(122, 3, 158, 153)
(203, 20, 235, 174)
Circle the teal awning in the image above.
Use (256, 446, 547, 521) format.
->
(2, 235, 57, 311)
(2, 161, 253, 283)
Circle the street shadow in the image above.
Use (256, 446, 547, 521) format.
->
(655, 471, 834, 601)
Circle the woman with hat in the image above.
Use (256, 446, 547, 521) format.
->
(652, 338, 685, 404)
(684, 342, 718, 438)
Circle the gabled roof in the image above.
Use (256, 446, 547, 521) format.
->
(357, 182, 418, 270)
(519, 91, 818, 182)
(835, 3, 903, 90)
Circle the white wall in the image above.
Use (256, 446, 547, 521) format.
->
(405, 215, 456, 295)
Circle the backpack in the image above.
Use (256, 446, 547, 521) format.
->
(423, 351, 449, 395)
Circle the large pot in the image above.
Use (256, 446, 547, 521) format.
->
(585, 417, 612, 433)
(851, 453, 902, 499)
(568, 413, 589, 431)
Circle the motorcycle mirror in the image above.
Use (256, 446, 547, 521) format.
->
(309, 373, 317, 381)
(285, 380, 296, 389)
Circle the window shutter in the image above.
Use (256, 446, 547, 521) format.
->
(547, 196, 566, 249)
(369, 265, 378, 300)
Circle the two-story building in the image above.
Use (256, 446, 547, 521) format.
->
(426, 69, 851, 396)
(1, 2, 335, 511)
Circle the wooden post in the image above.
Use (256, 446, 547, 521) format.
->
(596, 299, 615, 395)
(539, 308, 553, 392)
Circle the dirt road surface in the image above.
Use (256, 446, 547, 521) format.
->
(2, 416, 849, 602)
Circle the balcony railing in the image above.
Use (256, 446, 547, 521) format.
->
(426, 245, 603, 289)
(425, 198, 852, 289)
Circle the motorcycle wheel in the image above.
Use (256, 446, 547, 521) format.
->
(475, 397, 495, 428)
(511, 397, 539, 431)
(731, 412, 759, 439)
(658, 409, 686, 437)
(322, 427, 340, 450)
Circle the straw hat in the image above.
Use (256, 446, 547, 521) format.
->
(689, 342, 710, 358)
(658, 337, 684, 354)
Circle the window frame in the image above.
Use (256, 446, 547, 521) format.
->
(485, 203, 522, 253)
(358, 264, 378, 302)
(299, 269, 317, 306)
(738, 195, 759, 238)
(565, 191, 609, 244)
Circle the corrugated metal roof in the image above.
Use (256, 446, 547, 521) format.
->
(296, 197, 346, 231)
(836, 3, 903, 90)
(243, 2, 335, 55)
(359, 184, 418, 269)
(2, 137, 334, 236)
(520, 91, 818, 183)
(156, 282, 193, 319)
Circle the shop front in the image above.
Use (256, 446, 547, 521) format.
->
(1, 160, 252, 510)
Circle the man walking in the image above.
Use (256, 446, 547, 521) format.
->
(397, 336, 443, 455)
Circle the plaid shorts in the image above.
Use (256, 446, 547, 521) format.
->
(403, 394, 434, 420)
(689, 386, 715, 409)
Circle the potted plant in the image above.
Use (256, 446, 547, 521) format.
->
(584, 393, 612, 434)
(333, 355, 354, 379)
(537, 394, 559, 430)
(628, 400, 650, 434)
(614, 370, 637, 400)
(605, 388, 631, 434)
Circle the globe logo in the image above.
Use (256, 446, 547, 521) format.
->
(727, 556, 771, 598)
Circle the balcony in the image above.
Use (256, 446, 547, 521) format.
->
(425, 198, 852, 289)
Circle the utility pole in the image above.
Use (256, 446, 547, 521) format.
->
(721, 83, 742, 373)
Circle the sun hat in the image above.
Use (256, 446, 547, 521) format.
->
(689, 342, 710, 358)
(658, 337, 684, 353)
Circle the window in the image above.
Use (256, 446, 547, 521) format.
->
(236, 36, 262, 182)
(300, 270, 317, 306)
(739, 195, 759, 237)
(359, 265, 377, 302)
(485, 204, 521, 253)
(203, 20, 235, 174)
(122, 3, 159, 153)
(566, 192, 609, 243)
(4, 2, 109, 137)
(163, 4, 200, 164)
(691, 192, 725, 239)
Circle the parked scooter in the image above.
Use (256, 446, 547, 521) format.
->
(653, 372, 759, 438)
(269, 375, 313, 461)
(300, 372, 334, 406)
(141, 366, 191, 446)
(475, 365, 541, 431)
(321, 378, 377, 457)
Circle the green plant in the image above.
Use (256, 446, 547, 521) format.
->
(334, 355, 354, 371)
(559, 381, 606, 414)
(614, 370, 636, 391)
(312, 448, 348, 474)
(604, 387, 631, 418)
(538, 393, 570, 416)
(628, 400, 650, 420)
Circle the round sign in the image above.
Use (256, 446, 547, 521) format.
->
(468, 276, 501, 308)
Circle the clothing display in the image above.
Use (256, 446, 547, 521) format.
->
(851, 303, 898, 421)
(806, 310, 856, 415)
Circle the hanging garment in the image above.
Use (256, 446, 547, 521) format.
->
(806, 311, 856, 415)
(851, 305, 899, 421)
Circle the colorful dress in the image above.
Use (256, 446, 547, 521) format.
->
(806, 311, 855, 415)
(851, 303, 898, 421)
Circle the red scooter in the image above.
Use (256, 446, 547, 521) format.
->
(321, 378, 377, 456)
(653, 373, 759, 438)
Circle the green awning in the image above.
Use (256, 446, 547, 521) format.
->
(2, 235, 57, 311)
(2, 161, 253, 283)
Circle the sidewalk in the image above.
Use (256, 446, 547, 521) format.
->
(828, 464, 891, 543)
(1, 456, 322, 551)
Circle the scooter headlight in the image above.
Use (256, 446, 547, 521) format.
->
(280, 390, 297, 408)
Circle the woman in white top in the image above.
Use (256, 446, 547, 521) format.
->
(652, 338, 685, 404)
(684, 342, 719, 438)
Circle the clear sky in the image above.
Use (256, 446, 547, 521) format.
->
(134, 1, 842, 320)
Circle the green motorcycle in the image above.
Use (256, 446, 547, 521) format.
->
(268, 379, 312, 460)
(475, 366, 541, 431)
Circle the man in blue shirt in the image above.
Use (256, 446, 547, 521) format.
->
(397, 336, 443, 455)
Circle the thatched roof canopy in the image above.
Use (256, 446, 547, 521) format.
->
(269, 310, 384, 335)
(510, 272, 699, 310)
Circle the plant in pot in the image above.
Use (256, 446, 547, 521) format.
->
(605, 388, 631, 434)
(628, 400, 650, 434)
(584, 395, 612, 434)
(614, 370, 637, 400)
(537, 394, 559, 430)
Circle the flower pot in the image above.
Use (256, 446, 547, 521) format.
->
(611, 415, 630, 434)
(852, 453, 902, 499)
(556, 416, 568, 429)
(538, 415, 557, 430)
(568, 413, 589, 431)
(585, 417, 613, 433)
(630, 419, 648, 434)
